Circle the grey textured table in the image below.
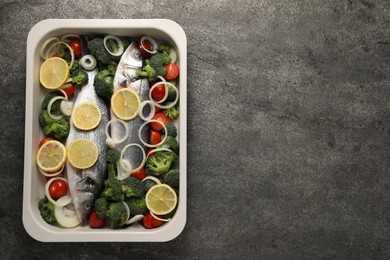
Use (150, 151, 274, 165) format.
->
(1, 0, 390, 259)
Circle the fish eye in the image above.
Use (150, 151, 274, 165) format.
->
(85, 202, 90, 210)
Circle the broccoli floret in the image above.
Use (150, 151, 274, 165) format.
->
(163, 104, 179, 120)
(120, 37, 131, 50)
(162, 123, 177, 138)
(166, 83, 177, 102)
(146, 151, 178, 175)
(149, 52, 171, 68)
(126, 197, 148, 216)
(102, 176, 125, 202)
(158, 44, 171, 54)
(38, 197, 56, 224)
(94, 65, 116, 101)
(72, 70, 88, 86)
(41, 91, 62, 116)
(135, 65, 157, 82)
(106, 149, 121, 163)
(106, 162, 118, 180)
(87, 37, 115, 65)
(70, 60, 80, 78)
(57, 44, 71, 63)
(158, 136, 179, 155)
(93, 197, 109, 219)
(163, 169, 179, 188)
(121, 176, 145, 198)
(39, 110, 70, 140)
(155, 66, 167, 77)
(143, 178, 159, 192)
(107, 202, 128, 229)
(38, 110, 54, 129)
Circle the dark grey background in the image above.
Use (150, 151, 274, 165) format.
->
(1, 0, 390, 259)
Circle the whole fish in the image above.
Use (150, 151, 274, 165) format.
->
(66, 70, 109, 223)
(111, 42, 150, 174)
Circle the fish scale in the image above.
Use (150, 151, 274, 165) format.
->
(66, 69, 109, 223)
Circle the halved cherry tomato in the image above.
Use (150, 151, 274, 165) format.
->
(39, 137, 55, 148)
(89, 211, 106, 228)
(131, 168, 146, 181)
(150, 113, 170, 132)
(62, 85, 76, 98)
(143, 212, 163, 229)
(69, 39, 81, 58)
(163, 63, 179, 80)
(45, 172, 64, 182)
(139, 40, 152, 58)
(150, 130, 162, 145)
(151, 84, 166, 102)
(49, 180, 68, 200)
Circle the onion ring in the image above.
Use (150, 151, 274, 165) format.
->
(150, 211, 171, 222)
(140, 36, 158, 55)
(119, 143, 146, 174)
(39, 165, 65, 177)
(79, 55, 97, 70)
(138, 120, 167, 148)
(149, 81, 179, 109)
(45, 177, 71, 207)
(138, 101, 156, 121)
(105, 119, 129, 149)
(104, 35, 124, 56)
(40, 37, 60, 59)
(47, 96, 67, 120)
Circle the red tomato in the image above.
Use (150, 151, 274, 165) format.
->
(89, 211, 106, 228)
(147, 149, 156, 157)
(155, 106, 161, 113)
(151, 113, 170, 132)
(139, 40, 152, 58)
(49, 180, 68, 200)
(151, 84, 166, 102)
(131, 168, 146, 181)
(143, 212, 163, 229)
(62, 85, 76, 98)
(51, 53, 61, 58)
(45, 172, 64, 182)
(163, 64, 179, 80)
(150, 130, 161, 145)
(69, 39, 82, 58)
(39, 137, 55, 148)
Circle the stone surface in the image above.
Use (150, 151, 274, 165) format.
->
(1, 0, 390, 258)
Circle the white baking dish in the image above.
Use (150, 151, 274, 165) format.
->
(23, 19, 187, 242)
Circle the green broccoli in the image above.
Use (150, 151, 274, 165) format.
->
(135, 65, 158, 82)
(163, 169, 179, 188)
(162, 123, 177, 138)
(143, 178, 159, 192)
(107, 202, 128, 229)
(155, 66, 167, 77)
(166, 83, 177, 102)
(121, 176, 145, 198)
(93, 197, 109, 219)
(88, 37, 115, 65)
(70, 60, 80, 78)
(106, 162, 118, 180)
(41, 91, 62, 116)
(38, 197, 56, 224)
(158, 44, 171, 54)
(163, 104, 179, 120)
(126, 197, 148, 216)
(146, 151, 178, 175)
(106, 149, 121, 163)
(56, 44, 71, 63)
(158, 135, 179, 155)
(102, 173, 125, 202)
(94, 64, 116, 101)
(136, 50, 170, 81)
(39, 110, 70, 140)
(149, 52, 171, 68)
(72, 70, 88, 86)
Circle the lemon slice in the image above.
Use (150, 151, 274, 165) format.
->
(36, 140, 67, 172)
(40, 57, 70, 89)
(111, 88, 141, 120)
(71, 102, 102, 131)
(67, 139, 98, 169)
(145, 184, 178, 215)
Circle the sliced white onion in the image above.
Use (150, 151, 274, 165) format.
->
(46, 41, 75, 69)
(104, 35, 124, 56)
(142, 176, 162, 184)
(54, 198, 81, 228)
(119, 143, 146, 174)
(155, 76, 168, 104)
(138, 101, 156, 121)
(169, 48, 177, 64)
(138, 120, 167, 148)
(58, 89, 69, 101)
(126, 214, 144, 225)
(39, 165, 65, 177)
(40, 37, 60, 59)
(105, 119, 129, 149)
(48, 96, 67, 120)
(60, 34, 80, 42)
(149, 81, 179, 109)
(116, 160, 131, 180)
(147, 147, 174, 157)
(45, 177, 71, 207)
(122, 201, 131, 223)
(140, 36, 158, 55)
(150, 211, 171, 222)
(80, 55, 97, 70)
(60, 100, 73, 116)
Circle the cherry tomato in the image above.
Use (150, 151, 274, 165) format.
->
(163, 63, 179, 80)
(139, 40, 152, 58)
(150, 113, 170, 132)
(49, 180, 68, 200)
(150, 130, 162, 145)
(62, 85, 76, 98)
(45, 172, 64, 182)
(143, 212, 163, 229)
(151, 84, 166, 102)
(131, 168, 146, 181)
(68, 39, 82, 58)
(89, 211, 106, 228)
(155, 106, 161, 113)
(39, 137, 55, 148)
(147, 149, 156, 157)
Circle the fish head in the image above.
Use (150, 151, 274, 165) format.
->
(73, 173, 101, 222)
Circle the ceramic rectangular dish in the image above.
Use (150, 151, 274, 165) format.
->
(23, 19, 187, 242)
